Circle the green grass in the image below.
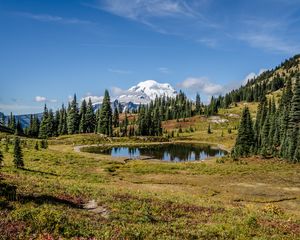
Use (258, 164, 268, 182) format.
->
(1, 137, 300, 239)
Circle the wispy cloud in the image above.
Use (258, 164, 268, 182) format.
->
(15, 12, 93, 25)
(157, 67, 171, 74)
(0, 103, 42, 114)
(34, 96, 47, 102)
(178, 77, 224, 95)
(88, 0, 215, 37)
(197, 38, 217, 48)
(238, 17, 300, 54)
(82, 95, 104, 104)
(34, 96, 57, 103)
(108, 68, 132, 74)
(95, 0, 197, 19)
(239, 32, 300, 54)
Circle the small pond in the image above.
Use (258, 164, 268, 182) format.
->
(81, 143, 227, 162)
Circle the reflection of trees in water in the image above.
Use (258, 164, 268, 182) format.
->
(128, 147, 139, 157)
(85, 144, 226, 161)
(139, 144, 226, 162)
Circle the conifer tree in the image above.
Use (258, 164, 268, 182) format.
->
(9, 112, 16, 130)
(232, 107, 255, 157)
(47, 109, 54, 137)
(15, 120, 23, 136)
(79, 99, 87, 133)
(286, 75, 300, 160)
(85, 98, 95, 133)
(195, 93, 201, 115)
(28, 115, 34, 136)
(13, 137, 24, 168)
(39, 105, 49, 139)
(53, 110, 60, 136)
(98, 90, 113, 136)
(58, 104, 67, 135)
(67, 94, 79, 134)
(0, 114, 5, 126)
(261, 113, 271, 150)
(113, 107, 119, 127)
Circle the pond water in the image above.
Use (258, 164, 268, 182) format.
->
(82, 143, 227, 162)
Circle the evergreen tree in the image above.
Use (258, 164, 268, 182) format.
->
(9, 112, 16, 130)
(79, 99, 87, 133)
(0, 114, 5, 126)
(232, 107, 255, 157)
(286, 76, 300, 160)
(261, 113, 271, 149)
(39, 105, 49, 139)
(85, 98, 95, 133)
(113, 107, 119, 127)
(53, 110, 60, 136)
(13, 137, 24, 168)
(47, 109, 54, 137)
(138, 105, 147, 135)
(28, 115, 40, 137)
(98, 90, 113, 136)
(195, 93, 201, 115)
(58, 104, 67, 135)
(28, 115, 34, 136)
(67, 94, 79, 134)
(15, 120, 23, 136)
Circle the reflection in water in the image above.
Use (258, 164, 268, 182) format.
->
(83, 144, 227, 162)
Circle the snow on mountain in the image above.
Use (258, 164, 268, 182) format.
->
(83, 80, 177, 112)
(116, 80, 177, 105)
(85, 80, 177, 104)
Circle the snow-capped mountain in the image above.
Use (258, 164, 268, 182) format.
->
(116, 80, 177, 105)
(86, 80, 177, 112)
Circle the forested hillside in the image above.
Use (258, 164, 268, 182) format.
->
(231, 55, 300, 162)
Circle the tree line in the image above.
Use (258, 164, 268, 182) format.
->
(232, 75, 300, 162)
(3, 90, 206, 138)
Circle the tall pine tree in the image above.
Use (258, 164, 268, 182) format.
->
(97, 90, 113, 136)
(13, 137, 24, 168)
(39, 105, 49, 139)
(79, 99, 87, 133)
(286, 75, 300, 161)
(232, 107, 255, 157)
(85, 98, 96, 133)
(67, 94, 79, 134)
(195, 93, 201, 115)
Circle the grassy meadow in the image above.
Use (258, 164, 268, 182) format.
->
(1, 102, 300, 239)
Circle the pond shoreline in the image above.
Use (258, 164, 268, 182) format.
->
(74, 141, 228, 162)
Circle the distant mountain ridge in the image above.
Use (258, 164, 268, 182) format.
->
(1, 80, 177, 128)
(0, 112, 43, 129)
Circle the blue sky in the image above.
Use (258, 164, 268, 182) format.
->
(1, 0, 300, 114)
